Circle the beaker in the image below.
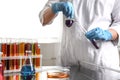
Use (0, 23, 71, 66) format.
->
(21, 50, 35, 80)
(47, 67, 70, 80)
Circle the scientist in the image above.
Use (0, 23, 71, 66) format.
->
(39, 0, 120, 80)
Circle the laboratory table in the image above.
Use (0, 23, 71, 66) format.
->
(3, 66, 120, 80)
(3, 66, 69, 80)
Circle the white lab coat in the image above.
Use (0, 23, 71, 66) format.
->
(39, 0, 120, 80)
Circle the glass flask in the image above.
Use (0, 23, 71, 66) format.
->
(65, 18, 74, 27)
(21, 50, 35, 80)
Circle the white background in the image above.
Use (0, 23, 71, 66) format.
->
(0, 0, 63, 43)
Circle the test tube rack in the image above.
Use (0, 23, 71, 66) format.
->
(0, 38, 42, 74)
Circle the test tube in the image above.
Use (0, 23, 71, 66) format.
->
(75, 21, 99, 49)
(35, 43, 40, 68)
(91, 39, 99, 49)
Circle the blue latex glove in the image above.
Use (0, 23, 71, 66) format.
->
(52, 2, 74, 18)
(85, 27, 112, 41)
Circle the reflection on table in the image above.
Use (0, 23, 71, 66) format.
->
(4, 72, 41, 80)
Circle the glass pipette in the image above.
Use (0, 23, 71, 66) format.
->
(75, 21, 99, 49)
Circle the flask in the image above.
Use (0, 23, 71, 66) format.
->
(21, 50, 35, 80)
(0, 52, 4, 80)
(65, 18, 74, 27)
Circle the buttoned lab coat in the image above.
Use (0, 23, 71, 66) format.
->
(39, 0, 120, 80)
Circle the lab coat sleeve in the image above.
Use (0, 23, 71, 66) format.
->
(39, 0, 60, 26)
(110, 0, 120, 45)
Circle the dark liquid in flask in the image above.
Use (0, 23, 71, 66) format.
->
(65, 19, 74, 27)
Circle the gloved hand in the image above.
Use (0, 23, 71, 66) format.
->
(85, 27, 112, 41)
(52, 2, 74, 18)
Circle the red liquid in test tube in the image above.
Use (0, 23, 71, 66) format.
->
(0, 52, 4, 80)
(0, 64, 4, 80)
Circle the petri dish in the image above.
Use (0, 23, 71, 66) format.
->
(47, 67, 70, 80)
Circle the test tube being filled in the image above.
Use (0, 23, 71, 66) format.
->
(75, 21, 99, 49)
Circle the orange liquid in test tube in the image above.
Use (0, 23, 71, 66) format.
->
(16, 43, 20, 80)
(16, 43, 19, 69)
(13, 43, 17, 70)
(10, 43, 14, 70)
(35, 43, 40, 68)
(10, 43, 14, 80)
(13, 43, 18, 80)
(1, 43, 7, 80)
(1, 43, 7, 70)
(32, 43, 35, 66)
(19, 42, 25, 66)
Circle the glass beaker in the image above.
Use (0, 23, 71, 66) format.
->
(21, 50, 35, 80)
(47, 67, 70, 80)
